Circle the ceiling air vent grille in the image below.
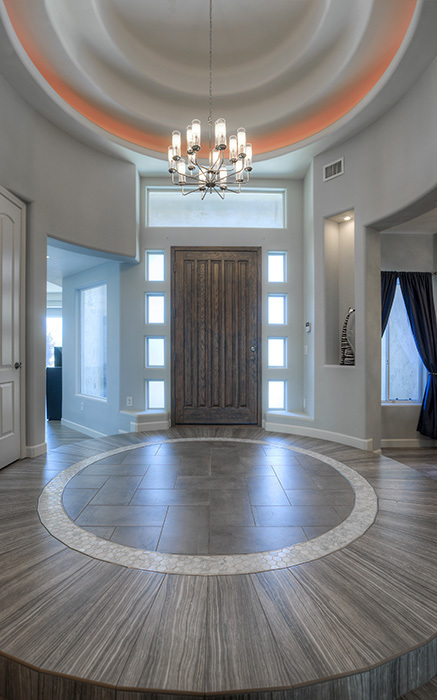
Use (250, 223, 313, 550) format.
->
(323, 157, 344, 182)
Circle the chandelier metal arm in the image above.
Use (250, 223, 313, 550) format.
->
(180, 185, 241, 199)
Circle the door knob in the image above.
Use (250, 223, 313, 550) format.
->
(14, 362, 22, 370)
(250, 346, 256, 352)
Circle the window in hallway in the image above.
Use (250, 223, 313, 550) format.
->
(46, 316, 62, 367)
(80, 283, 107, 399)
(46, 279, 63, 367)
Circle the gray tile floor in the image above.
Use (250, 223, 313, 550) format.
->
(63, 440, 354, 554)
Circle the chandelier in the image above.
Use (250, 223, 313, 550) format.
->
(167, 0, 253, 199)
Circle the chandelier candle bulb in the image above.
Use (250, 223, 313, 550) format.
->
(171, 130, 181, 160)
(178, 160, 186, 184)
(187, 152, 196, 170)
(235, 160, 244, 183)
(244, 143, 253, 171)
(229, 135, 238, 162)
(219, 165, 227, 187)
(168, 146, 176, 172)
(215, 118, 227, 150)
(191, 119, 201, 150)
(186, 125, 193, 154)
(237, 127, 246, 157)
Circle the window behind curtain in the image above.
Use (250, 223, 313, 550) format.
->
(381, 283, 426, 402)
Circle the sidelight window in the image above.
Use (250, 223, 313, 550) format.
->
(146, 380, 165, 409)
(146, 293, 165, 324)
(267, 338, 286, 368)
(267, 294, 287, 325)
(267, 252, 286, 283)
(146, 337, 165, 367)
(268, 380, 286, 410)
(146, 251, 165, 281)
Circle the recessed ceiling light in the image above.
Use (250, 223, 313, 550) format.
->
(46, 255, 50, 258)
(343, 215, 351, 221)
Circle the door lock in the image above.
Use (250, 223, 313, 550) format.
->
(14, 362, 22, 370)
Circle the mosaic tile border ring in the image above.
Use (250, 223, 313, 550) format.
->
(37, 438, 378, 576)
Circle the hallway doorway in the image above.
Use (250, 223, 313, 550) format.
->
(171, 246, 261, 425)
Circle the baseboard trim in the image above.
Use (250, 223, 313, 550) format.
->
(264, 421, 373, 451)
(25, 442, 47, 458)
(130, 420, 171, 433)
(61, 419, 106, 439)
(381, 437, 437, 448)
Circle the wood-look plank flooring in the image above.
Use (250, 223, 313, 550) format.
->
(400, 675, 437, 699)
(0, 426, 436, 700)
(45, 420, 89, 450)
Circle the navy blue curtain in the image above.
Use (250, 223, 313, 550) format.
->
(399, 272, 437, 439)
(381, 271, 398, 336)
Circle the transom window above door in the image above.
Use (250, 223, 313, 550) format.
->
(145, 188, 285, 228)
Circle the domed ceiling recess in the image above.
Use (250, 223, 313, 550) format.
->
(0, 0, 421, 161)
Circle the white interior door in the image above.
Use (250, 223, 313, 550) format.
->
(0, 189, 23, 469)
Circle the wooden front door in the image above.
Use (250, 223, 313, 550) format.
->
(172, 247, 261, 425)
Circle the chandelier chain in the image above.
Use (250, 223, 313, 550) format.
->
(168, 0, 253, 197)
(208, 0, 213, 129)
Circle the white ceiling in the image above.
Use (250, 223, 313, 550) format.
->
(1, 0, 437, 179)
(383, 208, 437, 235)
(46, 239, 116, 287)
(18, 0, 430, 283)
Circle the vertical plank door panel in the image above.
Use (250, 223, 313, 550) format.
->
(172, 247, 261, 425)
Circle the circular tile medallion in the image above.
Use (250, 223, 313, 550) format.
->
(38, 438, 378, 576)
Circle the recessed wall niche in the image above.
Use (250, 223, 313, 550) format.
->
(324, 211, 355, 365)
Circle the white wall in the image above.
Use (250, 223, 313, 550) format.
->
(381, 233, 435, 272)
(2, 52, 437, 449)
(308, 58, 437, 450)
(118, 178, 305, 432)
(93, 57, 437, 447)
(0, 74, 137, 451)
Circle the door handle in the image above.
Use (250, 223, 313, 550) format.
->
(14, 362, 22, 370)
(250, 346, 256, 352)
